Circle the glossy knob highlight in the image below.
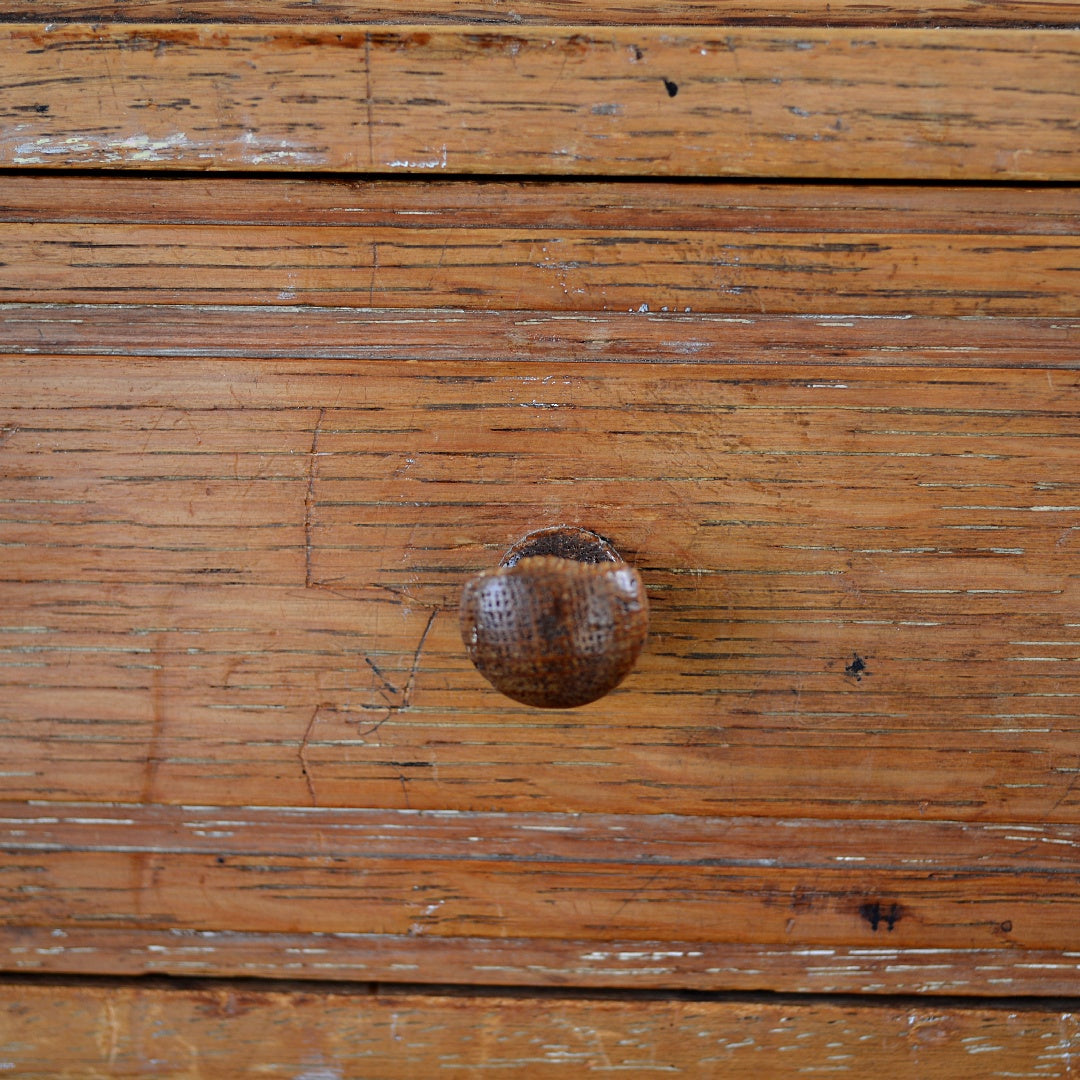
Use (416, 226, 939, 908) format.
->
(460, 527, 648, 709)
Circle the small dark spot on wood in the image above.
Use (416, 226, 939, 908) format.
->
(632, 45, 645, 61)
(845, 653, 869, 681)
(860, 900, 901, 931)
(1000, 919, 1013, 933)
(215, 855, 226, 865)
(663, 79, 679, 97)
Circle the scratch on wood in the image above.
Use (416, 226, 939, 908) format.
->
(357, 610, 438, 738)
(405, 610, 438, 701)
(365, 655, 402, 699)
(1047, 757, 1080, 817)
(304, 406, 326, 588)
(298, 703, 324, 806)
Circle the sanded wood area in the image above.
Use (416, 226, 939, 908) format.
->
(2, 177, 1078, 315)
(1, 24, 1078, 179)
(6, 0, 1080, 27)
(3, 980, 1079, 1078)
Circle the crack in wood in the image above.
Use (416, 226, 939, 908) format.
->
(303, 406, 326, 588)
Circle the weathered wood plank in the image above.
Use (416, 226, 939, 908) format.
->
(2, 177, 1078, 314)
(1, 24, 1077, 178)
(4, 980, 1079, 1078)
(2, 348, 1078, 821)
(3, 304, 1078, 367)
(5, 224, 1078, 315)
(6, 175, 1079, 231)
(4, 927, 1080, 996)
(0, 804, 1076, 963)
(6, 0, 1080, 27)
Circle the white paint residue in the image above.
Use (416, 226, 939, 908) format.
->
(387, 144, 448, 169)
(294, 1070, 343, 1080)
(13, 131, 194, 164)
(233, 131, 328, 166)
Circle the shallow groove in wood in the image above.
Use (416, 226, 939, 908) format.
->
(1, 24, 1077, 179)
(6, 176, 1079, 231)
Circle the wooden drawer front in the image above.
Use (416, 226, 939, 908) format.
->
(3, 176, 1080, 997)
(2, 332, 1079, 824)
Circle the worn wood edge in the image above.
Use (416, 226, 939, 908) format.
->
(2, 24, 1078, 180)
(2, 927, 1079, 995)
(2, 306, 1078, 366)
(3, 980, 1079, 1078)
(8, 800, 1080, 866)
(4, 1, 1080, 27)
(3, 803, 1080, 966)
(3, 980, 1080, 1079)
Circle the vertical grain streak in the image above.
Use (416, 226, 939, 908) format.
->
(364, 30, 375, 168)
(304, 406, 326, 590)
(369, 240, 380, 307)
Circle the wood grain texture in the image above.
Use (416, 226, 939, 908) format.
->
(1, 803, 1078, 984)
(7, 0, 1080, 27)
(1, 24, 1078, 178)
(3, 177, 1079, 315)
(3, 980, 1080, 1078)
(1, 333, 1078, 822)
(3, 304, 1078, 367)
(6, 927, 1080, 996)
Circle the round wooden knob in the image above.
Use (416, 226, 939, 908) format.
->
(460, 526, 649, 709)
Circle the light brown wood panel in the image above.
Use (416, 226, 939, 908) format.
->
(1, 24, 1078, 178)
(3, 304, 1078, 367)
(2, 346, 1078, 821)
(0, 804, 1075, 957)
(5, 223, 1079, 314)
(3, 980, 1080, 1077)
(7, 0, 1080, 27)
(5, 926, 1080, 995)
(2, 177, 1078, 314)
(6, 175, 1079, 232)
